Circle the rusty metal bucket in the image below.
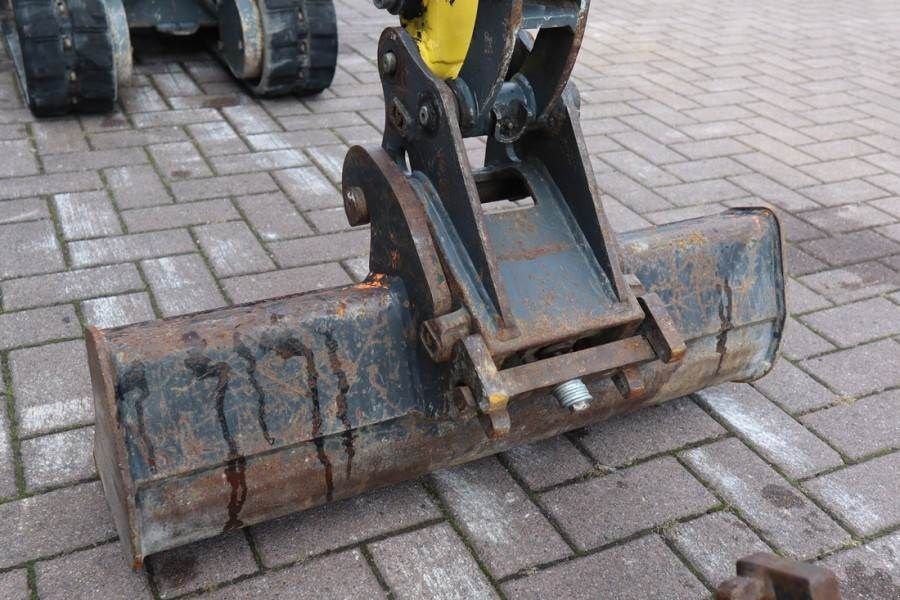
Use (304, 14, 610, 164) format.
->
(88, 208, 785, 567)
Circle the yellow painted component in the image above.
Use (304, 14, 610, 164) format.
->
(402, 0, 478, 80)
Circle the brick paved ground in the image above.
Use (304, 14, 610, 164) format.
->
(1, 0, 899, 598)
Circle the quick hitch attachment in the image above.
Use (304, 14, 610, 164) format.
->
(347, 0, 687, 437)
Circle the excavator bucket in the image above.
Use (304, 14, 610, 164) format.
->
(87, 0, 787, 567)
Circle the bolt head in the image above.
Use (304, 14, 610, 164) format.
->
(379, 52, 397, 77)
(343, 186, 370, 226)
(570, 400, 591, 412)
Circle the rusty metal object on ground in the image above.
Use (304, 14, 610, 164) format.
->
(717, 553, 842, 600)
(88, 0, 786, 567)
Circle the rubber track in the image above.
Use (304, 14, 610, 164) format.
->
(249, 0, 337, 96)
(11, 0, 115, 116)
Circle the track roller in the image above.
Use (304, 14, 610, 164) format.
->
(3, 0, 131, 116)
(216, 0, 338, 96)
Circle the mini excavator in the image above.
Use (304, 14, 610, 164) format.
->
(86, 0, 787, 570)
(2, 0, 337, 116)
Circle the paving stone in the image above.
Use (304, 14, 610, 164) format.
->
(540, 456, 717, 550)
(801, 230, 900, 266)
(799, 261, 900, 303)
(31, 120, 88, 154)
(502, 436, 594, 490)
(142, 254, 226, 316)
(235, 191, 312, 240)
(1, 263, 143, 310)
(0, 371, 16, 498)
(36, 542, 152, 600)
(0, 569, 28, 600)
(187, 121, 249, 157)
(595, 171, 672, 212)
(801, 339, 900, 397)
(272, 166, 340, 210)
(781, 316, 836, 361)
(819, 530, 900, 600)
(801, 297, 900, 346)
(369, 523, 498, 600)
(579, 397, 725, 466)
(69, 230, 195, 267)
(0, 305, 80, 352)
(206, 549, 385, 600)
(0, 219, 63, 278)
(251, 481, 439, 566)
(90, 126, 189, 151)
(122, 198, 239, 232)
(431, 457, 570, 577)
(269, 229, 370, 267)
(803, 452, 900, 536)
(733, 153, 818, 189)
(800, 179, 890, 207)
(801, 158, 882, 183)
(195, 221, 275, 276)
(502, 534, 706, 600)
(680, 438, 850, 560)
(210, 149, 309, 174)
(600, 150, 681, 187)
(787, 278, 832, 314)
(53, 191, 122, 240)
(104, 164, 172, 209)
(42, 147, 148, 173)
(0, 139, 38, 177)
(785, 245, 829, 276)
(222, 104, 280, 135)
(149, 531, 258, 598)
(870, 196, 900, 218)
(697, 383, 843, 478)
(0, 197, 48, 224)
(657, 179, 747, 206)
(10, 340, 93, 435)
(801, 390, 899, 460)
(751, 358, 838, 413)
(730, 173, 819, 211)
(800, 203, 896, 233)
(21, 426, 94, 490)
(667, 511, 770, 587)
(149, 141, 213, 180)
(0, 482, 116, 568)
(170, 173, 278, 201)
(222, 263, 352, 303)
(82, 292, 157, 328)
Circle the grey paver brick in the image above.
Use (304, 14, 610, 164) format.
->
(206, 549, 385, 600)
(801, 297, 900, 346)
(503, 436, 594, 490)
(246, 129, 341, 152)
(36, 543, 152, 600)
(272, 166, 340, 209)
(540, 456, 717, 550)
(82, 292, 157, 328)
(870, 196, 900, 218)
(0, 219, 63, 278)
(149, 141, 213, 180)
(0, 197, 48, 224)
(269, 229, 369, 267)
(579, 397, 725, 466)
(170, 173, 278, 201)
(799, 179, 890, 206)
(736, 133, 815, 166)
(90, 126, 189, 150)
(235, 191, 312, 240)
(104, 164, 172, 209)
(800, 203, 896, 233)
(0, 305, 80, 352)
(696, 383, 843, 478)
(369, 523, 499, 600)
(502, 534, 706, 600)
(31, 120, 88, 154)
(54, 190, 121, 240)
(787, 278, 832, 314)
(667, 511, 770, 587)
(122, 198, 239, 232)
(0, 569, 28, 600)
(600, 150, 681, 187)
(149, 531, 258, 598)
(730, 173, 819, 211)
(0, 482, 116, 568)
(801, 339, 900, 397)
(681, 438, 850, 559)
(222, 263, 352, 303)
(431, 457, 570, 577)
(210, 149, 309, 174)
(10, 340, 93, 436)
(801, 229, 900, 267)
(0, 377, 16, 498)
(799, 261, 900, 303)
(803, 452, 900, 536)
(187, 121, 249, 157)
(306, 144, 349, 183)
(69, 229, 195, 267)
(733, 152, 819, 189)
(222, 105, 280, 135)
(1, 263, 143, 310)
(195, 221, 275, 277)
(251, 481, 439, 566)
(21, 426, 94, 490)
(595, 171, 672, 212)
(751, 358, 838, 414)
(801, 390, 899, 460)
(142, 254, 226, 316)
(819, 530, 900, 600)
(42, 147, 148, 173)
(658, 178, 747, 206)
(0, 139, 38, 177)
